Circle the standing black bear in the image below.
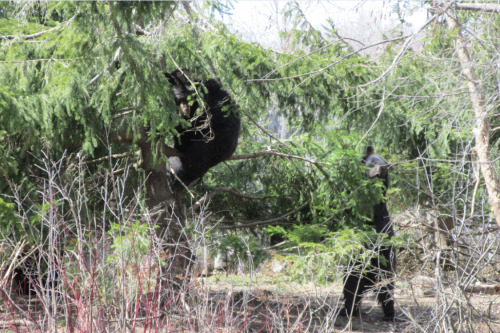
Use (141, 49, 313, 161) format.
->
(164, 69, 240, 190)
(341, 145, 396, 321)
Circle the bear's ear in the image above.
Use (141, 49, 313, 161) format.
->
(366, 145, 374, 156)
(163, 71, 177, 85)
(164, 69, 192, 86)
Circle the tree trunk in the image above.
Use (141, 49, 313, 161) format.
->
(139, 138, 192, 281)
(442, 3, 500, 228)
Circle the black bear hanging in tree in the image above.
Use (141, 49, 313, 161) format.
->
(164, 69, 240, 190)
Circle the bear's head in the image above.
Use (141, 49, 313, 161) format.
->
(164, 69, 202, 118)
(362, 145, 391, 187)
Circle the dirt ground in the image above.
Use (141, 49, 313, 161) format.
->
(193, 275, 500, 333)
(1, 275, 499, 332)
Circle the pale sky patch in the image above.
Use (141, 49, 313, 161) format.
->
(222, 1, 428, 50)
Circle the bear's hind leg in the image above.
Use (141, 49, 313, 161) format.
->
(377, 282, 395, 321)
(341, 270, 366, 317)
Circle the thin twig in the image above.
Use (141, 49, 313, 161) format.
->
(241, 111, 292, 149)
(247, 35, 411, 83)
(356, 86, 385, 147)
(358, 11, 439, 89)
(0, 239, 26, 288)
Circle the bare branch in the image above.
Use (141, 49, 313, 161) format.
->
(455, 3, 500, 13)
(358, 11, 440, 89)
(0, 58, 84, 64)
(357, 87, 386, 147)
(229, 149, 328, 165)
(87, 47, 121, 87)
(80, 152, 132, 166)
(113, 107, 142, 120)
(229, 147, 331, 179)
(0, 239, 26, 289)
(190, 187, 268, 214)
(216, 199, 311, 230)
(247, 35, 411, 83)
(259, 38, 348, 80)
(1, 12, 79, 41)
(241, 111, 291, 149)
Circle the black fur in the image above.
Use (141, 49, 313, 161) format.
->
(164, 69, 240, 189)
(341, 146, 395, 321)
(10, 253, 58, 296)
